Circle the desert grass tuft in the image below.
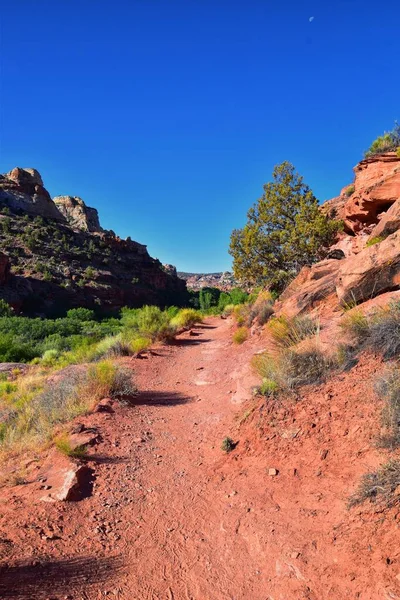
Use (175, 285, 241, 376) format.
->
(252, 344, 335, 393)
(267, 315, 319, 348)
(375, 368, 400, 449)
(233, 327, 248, 345)
(348, 460, 400, 509)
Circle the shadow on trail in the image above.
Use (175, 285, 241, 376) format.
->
(0, 555, 123, 599)
(171, 337, 212, 347)
(196, 324, 217, 330)
(132, 391, 194, 407)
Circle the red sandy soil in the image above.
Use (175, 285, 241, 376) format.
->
(0, 317, 400, 600)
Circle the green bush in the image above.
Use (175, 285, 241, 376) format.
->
(229, 161, 341, 292)
(258, 378, 279, 397)
(365, 123, 400, 158)
(233, 326, 248, 344)
(170, 308, 202, 330)
(345, 185, 355, 197)
(221, 437, 235, 453)
(366, 235, 385, 247)
(67, 308, 95, 321)
(0, 300, 13, 317)
(55, 433, 87, 458)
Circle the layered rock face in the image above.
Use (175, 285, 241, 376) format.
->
(54, 196, 103, 233)
(0, 168, 186, 315)
(342, 153, 400, 233)
(277, 152, 400, 316)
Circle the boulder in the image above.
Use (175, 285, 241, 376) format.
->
(336, 231, 400, 305)
(275, 260, 341, 317)
(39, 453, 94, 502)
(53, 195, 103, 233)
(368, 198, 400, 241)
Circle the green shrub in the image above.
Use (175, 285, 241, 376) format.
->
(345, 185, 355, 197)
(0, 300, 13, 317)
(121, 305, 175, 342)
(349, 461, 400, 509)
(67, 308, 95, 321)
(233, 327, 248, 344)
(366, 235, 385, 247)
(222, 304, 235, 317)
(232, 304, 251, 326)
(92, 336, 131, 360)
(129, 336, 152, 355)
(365, 123, 400, 157)
(258, 378, 279, 397)
(221, 437, 235, 453)
(229, 161, 341, 293)
(170, 308, 202, 330)
(41, 349, 60, 365)
(55, 433, 87, 458)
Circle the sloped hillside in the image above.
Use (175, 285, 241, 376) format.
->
(0, 168, 187, 315)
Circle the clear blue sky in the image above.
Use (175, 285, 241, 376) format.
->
(0, 1, 398, 272)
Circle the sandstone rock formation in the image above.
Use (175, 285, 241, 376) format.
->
(368, 198, 400, 241)
(0, 168, 65, 221)
(54, 196, 103, 233)
(343, 152, 400, 233)
(336, 231, 400, 305)
(0, 168, 187, 315)
(278, 153, 400, 316)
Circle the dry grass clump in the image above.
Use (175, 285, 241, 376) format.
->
(232, 304, 251, 326)
(267, 314, 319, 348)
(252, 344, 335, 393)
(233, 326, 248, 345)
(341, 301, 400, 360)
(0, 361, 137, 459)
(348, 460, 400, 509)
(246, 291, 275, 326)
(375, 368, 400, 449)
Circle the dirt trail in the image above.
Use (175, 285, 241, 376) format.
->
(1, 317, 400, 600)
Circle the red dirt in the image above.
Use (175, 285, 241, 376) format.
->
(1, 317, 400, 599)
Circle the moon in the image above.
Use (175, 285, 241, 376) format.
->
(309, 16, 315, 22)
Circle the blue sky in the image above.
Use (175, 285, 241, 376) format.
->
(0, 1, 398, 272)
